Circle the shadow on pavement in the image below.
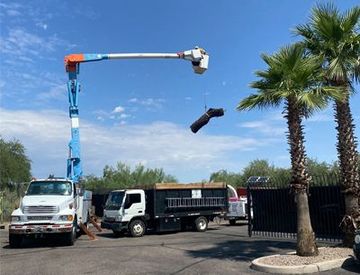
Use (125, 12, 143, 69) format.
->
(341, 258, 360, 273)
(187, 238, 296, 261)
(186, 239, 360, 273)
(3, 235, 69, 250)
(98, 227, 221, 239)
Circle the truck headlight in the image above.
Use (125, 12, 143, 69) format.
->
(59, 215, 74, 221)
(11, 216, 21, 222)
(355, 234, 360, 244)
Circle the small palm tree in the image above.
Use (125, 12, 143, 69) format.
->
(295, 3, 360, 247)
(238, 43, 343, 256)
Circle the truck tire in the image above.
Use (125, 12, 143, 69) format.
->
(9, 234, 22, 248)
(229, 219, 236, 226)
(65, 221, 77, 246)
(194, 216, 208, 232)
(129, 219, 145, 237)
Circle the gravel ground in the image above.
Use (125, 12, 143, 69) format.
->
(258, 247, 354, 266)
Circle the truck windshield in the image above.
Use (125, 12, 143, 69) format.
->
(105, 191, 125, 210)
(27, 181, 72, 196)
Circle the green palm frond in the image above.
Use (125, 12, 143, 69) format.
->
(341, 6, 360, 33)
(237, 92, 283, 111)
(296, 3, 360, 85)
(238, 43, 338, 115)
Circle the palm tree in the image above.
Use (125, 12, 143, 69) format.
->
(295, 3, 360, 247)
(238, 43, 343, 256)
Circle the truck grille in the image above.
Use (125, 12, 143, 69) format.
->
(23, 206, 58, 214)
(27, 216, 53, 221)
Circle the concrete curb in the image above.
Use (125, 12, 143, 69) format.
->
(251, 254, 353, 274)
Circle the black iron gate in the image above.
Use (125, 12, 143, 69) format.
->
(247, 175, 345, 242)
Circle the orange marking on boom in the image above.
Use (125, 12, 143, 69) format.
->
(64, 54, 85, 72)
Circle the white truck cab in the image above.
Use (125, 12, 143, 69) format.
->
(9, 177, 92, 247)
(102, 189, 146, 237)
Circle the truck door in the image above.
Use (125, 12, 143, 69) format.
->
(123, 191, 145, 221)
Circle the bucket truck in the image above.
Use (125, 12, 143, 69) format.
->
(9, 47, 209, 247)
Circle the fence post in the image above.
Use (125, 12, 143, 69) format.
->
(247, 184, 252, 237)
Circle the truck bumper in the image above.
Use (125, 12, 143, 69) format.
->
(9, 223, 73, 234)
(101, 221, 127, 231)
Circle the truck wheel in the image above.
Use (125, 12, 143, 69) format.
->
(65, 222, 77, 246)
(229, 220, 236, 226)
(9, 234, 22, 248)
(129, 219, 145, 237)
(195, 216, 208, 232)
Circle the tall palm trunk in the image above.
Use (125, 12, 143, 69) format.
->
(286, 97, 318, 256)
(334, 91, 360, 247)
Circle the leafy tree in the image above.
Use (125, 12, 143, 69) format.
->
(83, 162, 177, 193)
(238, 44, 342, 256)
(210, 169, 244, 187)
(0, 137, 31, 221)
(295, 3, 360, 247)
(0, 137, 31, 188)
(242, 160, 275, 182)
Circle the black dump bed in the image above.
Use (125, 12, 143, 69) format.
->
(145, 182, 228, 218)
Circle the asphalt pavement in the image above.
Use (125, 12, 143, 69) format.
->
(0, 221, 359, 275)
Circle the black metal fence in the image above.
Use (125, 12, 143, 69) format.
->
(247, 174, 345, 242)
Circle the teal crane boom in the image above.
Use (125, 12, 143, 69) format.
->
(64, 47, 209, 183)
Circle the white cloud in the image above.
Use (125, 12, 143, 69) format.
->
(112, 106, 125, 113)
(36, 22, 48, 30)
(128, 97, 165, 110)
(36, 84, 66, 102)
(239, 120, 286, 136)
(0, 28, 61, 58)
(0, 108, 267, 181)
(6, 9, 21, 16)
(120, 113, 131, 119)
(307, 113, 333, 122)
(185, 97, 192, 101)
(128, 98, 138, 103)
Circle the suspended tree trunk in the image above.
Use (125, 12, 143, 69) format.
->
(334, 92, 360, 247)
(286, 97, 318, 256)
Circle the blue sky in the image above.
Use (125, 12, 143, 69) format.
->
(0, 0, 359, 182)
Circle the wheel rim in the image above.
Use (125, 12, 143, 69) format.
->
(199, 219, 206, 230)
(133, 223, 144, 235)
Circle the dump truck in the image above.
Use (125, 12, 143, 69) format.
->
(9, 177, 92, 247)
(101, 182, 227, 237)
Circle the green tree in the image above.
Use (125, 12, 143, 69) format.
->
(83, 162, 177, 193)
(0, 137, 31, 189)
(0, 137, 31, 221)
(242, 159, 275, 182)
(238, 44, 342, 256)
(210, 169, 244, 187)
(295, 3, 360, 246)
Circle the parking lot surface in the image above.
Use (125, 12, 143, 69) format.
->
(1, 222, 359, 275)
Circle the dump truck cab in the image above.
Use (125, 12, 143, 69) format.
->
(102, 189, 147, 236)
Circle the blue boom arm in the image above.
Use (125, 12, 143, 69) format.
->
(64, 48, 209, 184)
